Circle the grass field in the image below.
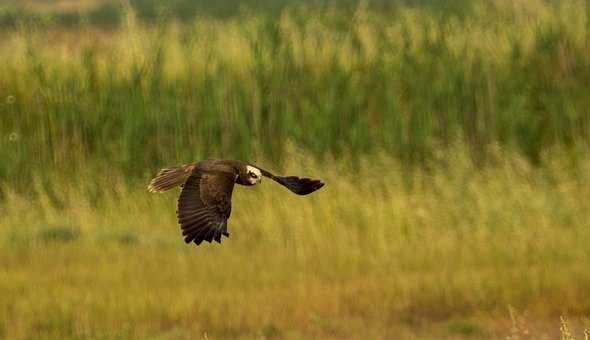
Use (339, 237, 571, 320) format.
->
(2, 150, 590, 339)
(1, 1, 590, 339)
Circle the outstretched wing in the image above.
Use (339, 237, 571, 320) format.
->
(177, 170, 236, 245)
(255, 166, 324, 195)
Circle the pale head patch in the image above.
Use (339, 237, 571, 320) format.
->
(246, 165, 262, 184)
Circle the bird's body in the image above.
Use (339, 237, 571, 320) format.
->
(148, 160, 324, 246)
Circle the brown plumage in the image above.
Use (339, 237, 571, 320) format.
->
(148, 160, 324, 246)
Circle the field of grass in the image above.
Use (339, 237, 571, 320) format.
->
(2, 150, 590, 339)
(1, 1, 590, 339)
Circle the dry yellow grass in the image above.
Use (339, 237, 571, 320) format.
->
(1, 148, 589, 339)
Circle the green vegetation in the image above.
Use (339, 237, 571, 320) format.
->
(1, 1, 590, 338)
(2, 150, 590, 339)
(0, 0, 474, 28)
(2, 1, 590, 186)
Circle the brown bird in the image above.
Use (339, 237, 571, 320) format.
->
(148, 160, 324, 246)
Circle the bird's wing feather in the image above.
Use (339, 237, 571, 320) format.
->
(255, 166, 325, 195)
(177, 169, 235, 245)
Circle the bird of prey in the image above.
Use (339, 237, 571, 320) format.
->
(148, 160, 324, 246)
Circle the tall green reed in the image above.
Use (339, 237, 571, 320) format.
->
(0, 1, 589, 190)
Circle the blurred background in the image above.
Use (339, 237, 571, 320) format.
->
(1, 0, 589, 339)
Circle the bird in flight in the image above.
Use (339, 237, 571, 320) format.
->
(148, 160, 324, 246)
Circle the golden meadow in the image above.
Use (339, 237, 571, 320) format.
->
(1, 1, 590, 339)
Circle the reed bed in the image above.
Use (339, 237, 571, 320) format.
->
(1, 1, 589, 187)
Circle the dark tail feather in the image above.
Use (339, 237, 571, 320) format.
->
(148, 164, 196, 193)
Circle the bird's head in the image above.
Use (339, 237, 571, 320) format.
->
(239, 165, 262, 185)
